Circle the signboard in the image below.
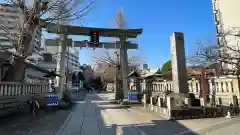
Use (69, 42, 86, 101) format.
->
(45, 38, 73, 47)
(90, 31, 100, 47)
(128, 91, 140, 102)
(45, 94, 59, 106)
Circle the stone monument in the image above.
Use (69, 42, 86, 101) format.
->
(167, 32, 191, 110)
(170, 32, 188, 94)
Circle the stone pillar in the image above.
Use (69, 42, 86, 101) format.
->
(143, 94, 147, 108)
(136, 78, 141, 92)
(158, 97, 162, 107)
(170, 32, 188, 93)
(208, 79, 213, 93)
(229, 95, 238, 105)
(167, 96, 173, 117)
(143, 94, 147, 103)
(150, 96, 154, 111)
(208, 79, 215, 106)
(200, 98, 207, 106)
(185, 98, 191, 108)
(56, 34, 67, 98)
(216, 97, 222, 105)
(49, 79, 52, 92)
(147, 81, 153, 97)
(142, 79, 146, 91)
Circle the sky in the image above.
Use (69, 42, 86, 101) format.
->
(74, 0, 216, 68)
(0, 0, 217, 69)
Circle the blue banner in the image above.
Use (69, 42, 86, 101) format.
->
(45, 94, 59, 106)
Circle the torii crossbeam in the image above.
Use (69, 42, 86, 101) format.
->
(42, 22, 142, 38)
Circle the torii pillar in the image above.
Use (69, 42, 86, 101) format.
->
(120, 36, 129, 99)
(56, 34, 67, 98)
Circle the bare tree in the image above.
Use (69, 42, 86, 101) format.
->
(93, 51, 143, 82)
(92, 51, 143, 99)
(91, 8, 142, 100)
(192, 27, 240, 90)
(0, 0, 94, 81)
(193, 27, 240, 73)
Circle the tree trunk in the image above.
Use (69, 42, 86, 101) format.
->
(3, 58, 26, 82)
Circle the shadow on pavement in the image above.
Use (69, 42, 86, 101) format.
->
(87, 93, 200, 135)
(0, 90, 87, 135)
(0, 92, 200, 135)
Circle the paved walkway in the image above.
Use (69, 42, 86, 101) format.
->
(55, 93, 240, 135)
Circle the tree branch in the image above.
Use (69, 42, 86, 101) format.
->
(0, 0, 95, 60)
(192, 27, 240, 75)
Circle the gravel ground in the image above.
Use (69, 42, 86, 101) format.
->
(0, 90, 87, 135)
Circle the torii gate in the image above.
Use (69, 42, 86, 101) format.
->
(43, 23, 143, 98)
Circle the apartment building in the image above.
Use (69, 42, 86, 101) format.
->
(0, 3, 41, 52)
(42, 44, 81, 73)
(213, 0, 240, 43)
(212, 0, 240, 69)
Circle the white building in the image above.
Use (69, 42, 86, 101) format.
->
(212, 0, 240, 69)
(41, 43, 81, 73)
(0, 3, 41, 53)
(67, 47, 81, 72)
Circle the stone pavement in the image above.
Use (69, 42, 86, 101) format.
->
(3, 91, 239, 135)
(54, 93, 240, 135)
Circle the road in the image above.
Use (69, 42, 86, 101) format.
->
(0, 90, 87, 135)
